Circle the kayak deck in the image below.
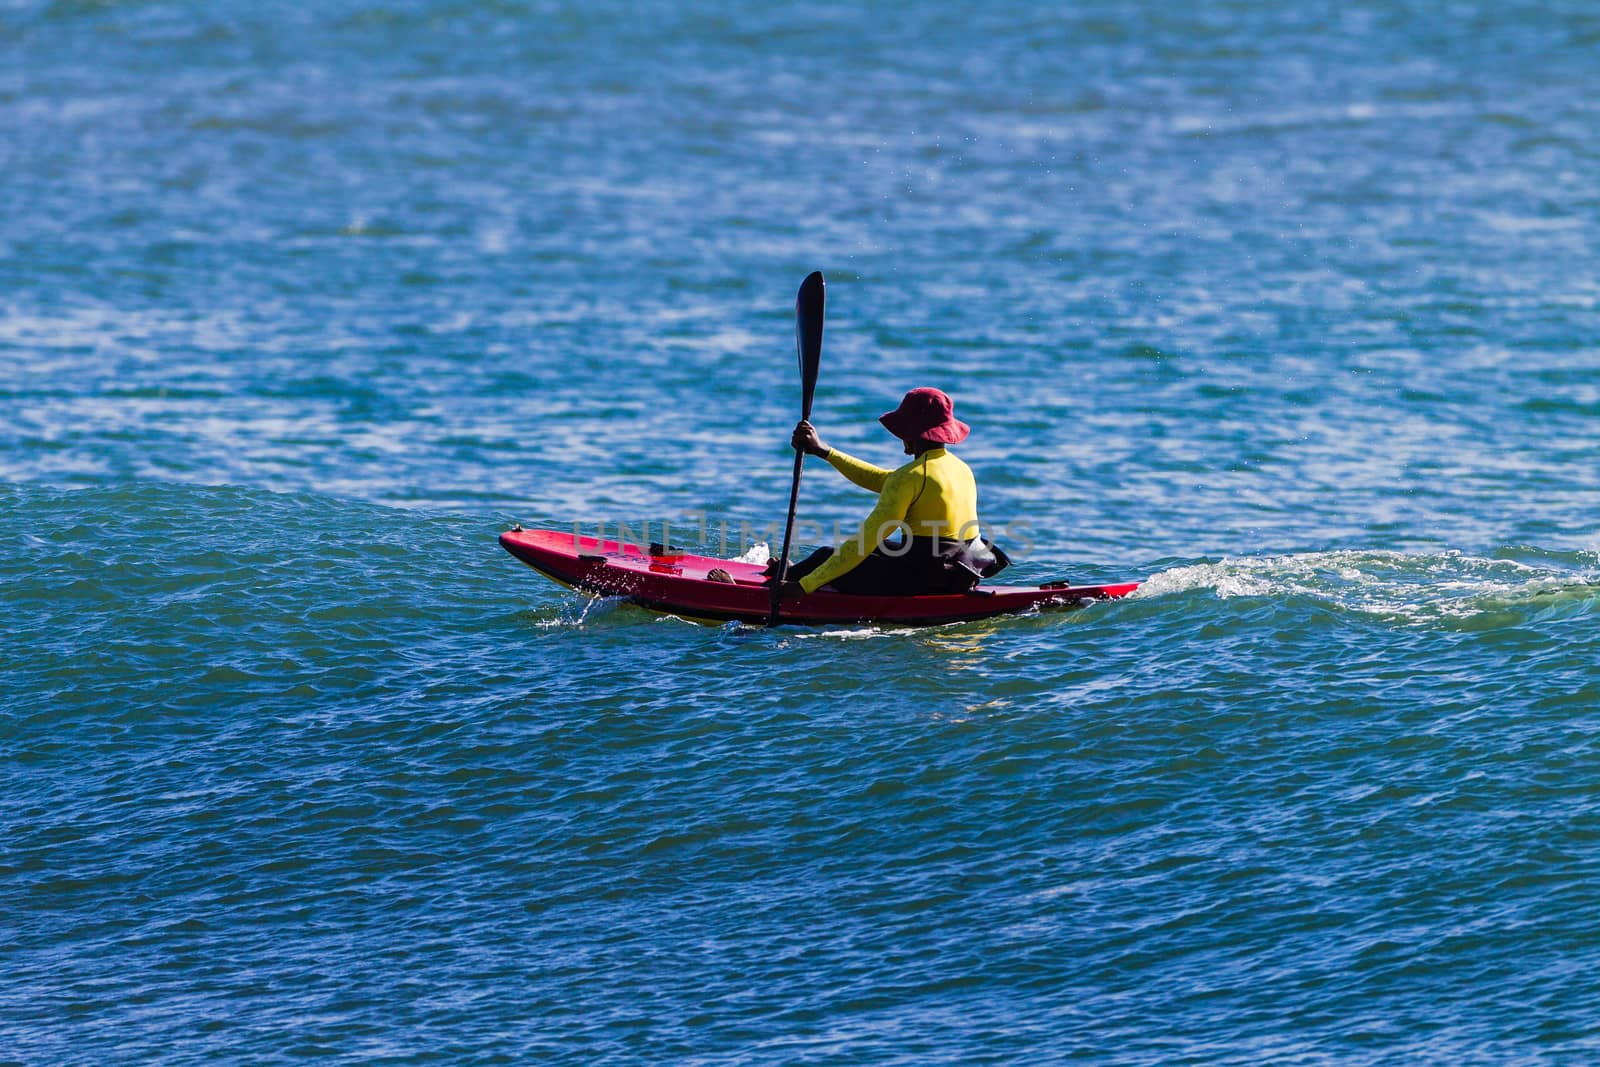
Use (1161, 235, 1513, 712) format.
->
(500, 527, 1140, 627)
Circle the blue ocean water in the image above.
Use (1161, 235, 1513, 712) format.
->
(4, 0, 1600, 1061)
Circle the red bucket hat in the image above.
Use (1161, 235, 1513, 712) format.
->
(879, 387, 970, 445)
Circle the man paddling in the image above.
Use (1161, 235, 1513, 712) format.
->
(772, 387, 1009, 599)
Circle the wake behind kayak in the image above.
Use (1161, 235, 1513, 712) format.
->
(500, 527, 1139, 627)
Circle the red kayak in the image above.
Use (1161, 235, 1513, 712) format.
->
(500, 527, 1140, 626)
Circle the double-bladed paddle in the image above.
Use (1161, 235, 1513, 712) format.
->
(769, 271, 825, 625)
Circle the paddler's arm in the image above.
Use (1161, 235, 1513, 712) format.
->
(792, 421, 890, 492)
(798, 471, 917, 594)
(823, 449, 891, 493)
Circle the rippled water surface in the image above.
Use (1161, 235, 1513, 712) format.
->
(4, 0, 1600, 1062)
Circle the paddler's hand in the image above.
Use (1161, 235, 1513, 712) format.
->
(777, 578, 806, 602)
(791, 420, 830, 458)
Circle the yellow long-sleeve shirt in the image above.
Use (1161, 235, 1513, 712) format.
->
(799, 446, 982, 593)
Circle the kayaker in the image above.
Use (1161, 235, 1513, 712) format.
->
(773, 387, 1009, 599)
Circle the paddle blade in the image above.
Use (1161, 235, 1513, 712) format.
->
(795, 271, 824, 419)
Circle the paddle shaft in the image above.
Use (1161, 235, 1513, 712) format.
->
(769, 272, 824, 624)
(772, 447, 806, 588)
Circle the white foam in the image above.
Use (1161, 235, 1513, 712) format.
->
(1132, 549, 1598, 624)
(734, 542, 771, 565)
